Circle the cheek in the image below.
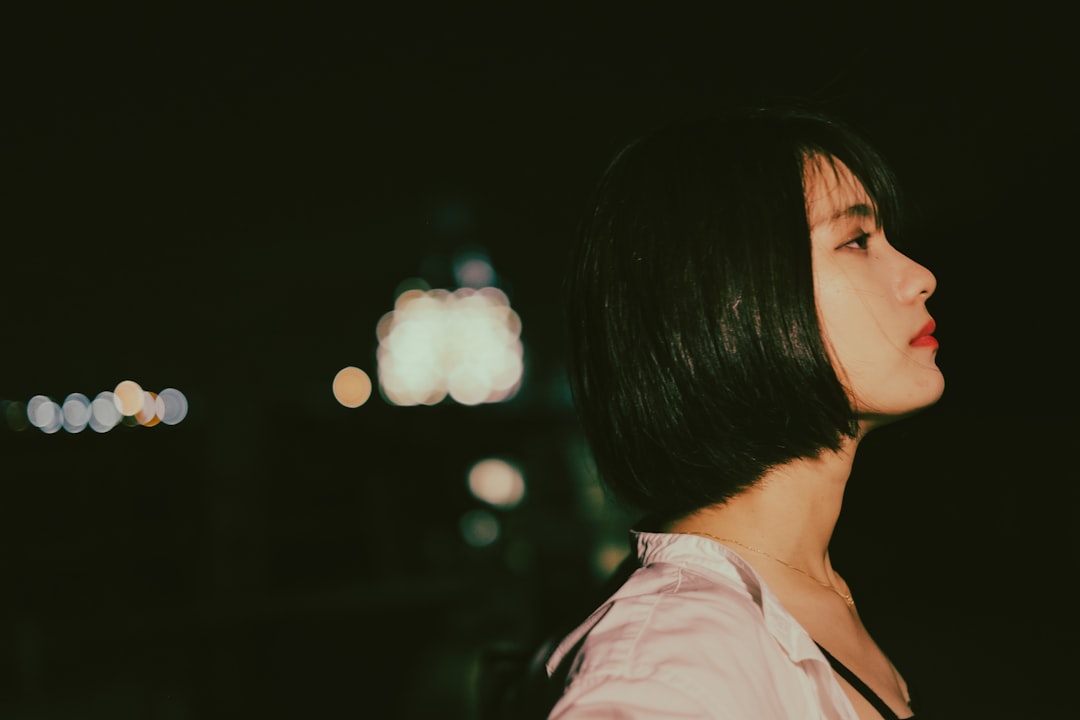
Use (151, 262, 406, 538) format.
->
(817, 304, 899, 402)
(814, 263, 892, 374)
(816, 278, 892, 360)
(817, 291, 870, 359)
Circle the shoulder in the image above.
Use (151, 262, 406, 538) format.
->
(549, 562, 796, 718)
(575, 561, 775, 671)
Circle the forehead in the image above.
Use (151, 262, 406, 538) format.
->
(803, 155, 873, 228)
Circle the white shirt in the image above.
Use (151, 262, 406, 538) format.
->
(544, 531, 861, 719)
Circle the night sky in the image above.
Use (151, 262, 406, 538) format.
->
(2, 3, 1076, 719)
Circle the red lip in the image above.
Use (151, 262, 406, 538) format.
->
(910, 319, 938, 348)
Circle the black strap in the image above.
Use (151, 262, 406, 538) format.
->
(815, 643, 909, 720)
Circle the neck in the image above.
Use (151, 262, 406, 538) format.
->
(665, 437, 860, 578)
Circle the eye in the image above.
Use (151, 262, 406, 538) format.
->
(841, 232, 871, 251)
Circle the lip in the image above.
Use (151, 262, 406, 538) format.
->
(910, 319, 938, 349)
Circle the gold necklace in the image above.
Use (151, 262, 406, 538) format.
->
(686, 531, 855, 608)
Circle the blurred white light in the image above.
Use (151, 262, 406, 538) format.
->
(459, 508, 500, 548)
(376, 285, 524, 406)
(61, 393, 91, 433)
(13, 385, 187, 436)
(467, 458, 525, 509)
(376, 344, 447, 406)
(158, 388, 188, 425)
(27, 395, 63, 434)
(27, 395, 50, 427)
(90, 391, 123, 432)
(447, 366, 492, 406)
(27, 395, 55, 427)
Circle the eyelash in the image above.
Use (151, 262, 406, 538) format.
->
(842, 232, 871, 251)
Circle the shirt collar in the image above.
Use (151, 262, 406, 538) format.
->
(632, 530, 826, 664)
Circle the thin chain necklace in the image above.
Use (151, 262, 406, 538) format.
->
(686, 531, 855, 608)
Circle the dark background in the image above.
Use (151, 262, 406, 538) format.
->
(1, 3, 1076, 718)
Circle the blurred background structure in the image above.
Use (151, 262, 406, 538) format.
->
(1, 3, 1076, 718)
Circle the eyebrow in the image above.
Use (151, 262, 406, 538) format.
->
(812, 202, 878, 229)
(832, 203, 876, 222)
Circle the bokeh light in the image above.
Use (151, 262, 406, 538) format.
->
(376, 285, 524, 407)
(61, 393, 91, 433)
(453, 248, 496, 288)
(467, 458, 526, 510)
(158, 388, 188, 425)
(113, 380, 145, 416)
(332, 366, 373, 408)
(27, 395, 62, 434)
(459, 508, 500, 548)
(90, 391, 122, 433)
(136, 391, 162, 427)
(3, 384, 188, 435)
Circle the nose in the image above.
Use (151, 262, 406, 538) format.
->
(897, 251, 937, 303)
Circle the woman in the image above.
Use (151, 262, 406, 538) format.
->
(545, 107, 940, 719)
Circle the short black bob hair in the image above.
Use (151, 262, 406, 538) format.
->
(566, 106, 905, 522)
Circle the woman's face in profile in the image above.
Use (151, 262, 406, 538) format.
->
(806, 156, 945, 428)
